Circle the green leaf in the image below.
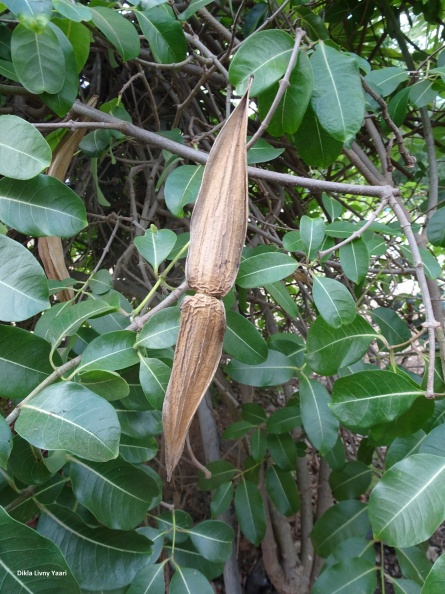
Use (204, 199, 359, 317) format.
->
(91, 7, 140, 61)
(78, 370, 129, 401)
(224, 309, 268, 365)
(313, 276, 356, 328)
(409, 80, 437, 108)
(282, 230, 303, 252)
(0, 115, 51, 179)
(257, 51, 313, 136)
(305, 314, 378, 376)
(371, 306, 412, 348)
(242, 402, 266, 425)
(322, 193, 343, 221)
(135, 307, 181, 349)
(331, 370, 423, 429)
(137, 8, 187, 64)
(300, 376, 339, 456)
(234, 479, 266, 546)
(397, 547, 432, 585)
(170, 567, 213, 594)
(0, 175, 87, 237)
(139, 356, 171, 409)
(339, 239, 369, 284)
(77, 330, 139, 374)
(393, 578, 422, 594)
(266, 406, 301, 434)
(422, 554, 445, 594)
(8, 434, 54, 484)
(388, 87, 411, 127)
(0, 416, 12, 469)
(266, 466, 300, 516)
(52, 18, 90, 73)
(311, 500, 370, 558)
(267, 333, 305, 367)
(116, 407, 162, 438)
(134, 227, 177, 271)
(79, 129, 111, 157)
(186, 520, 234, 563)
(267, 432, 297, 470)
(365, 66, 408, 96)
(127, 562, 167, 594)
(419, 424, 445, 457)
(67, 455, 159, 530)
(89, 269, 112, 295)
(223, 419, 254, 440)
(369, 454, 445, 547)
(310, 42, 365, 143)
(427, 208, 445, 247)
(237, 252, 297, 288)
(164, 165, 204, 217)
(247, 137, 284, 164)
(53, 0, 92, 22)
(329, 461, 372, 500)
(166, 539, 224, 580)
(178, 0, 214, 21)
(324, 536, 375, 568)
(0, 506, 80, 593)
(0, 325, 57, 399)
(11, 23, 65, 93)
(251, 427, 267, 460)
(226, 350, 294, 387)
(37, 504, 153, 590)
(292, 104, 344, 168)
(15, 382, 120, 461)
(228, 30, 295, 96)
(198, 460, 236, 491)
(0, 234, 49, 322)
(211, 482, 234, 518)
(312, 558, 376, 594)
(3, 0, 52, 33)
(120, 434, 157, 464)
(300, 215, 325, 260)
(400, 246, 441, 280)
(265, 281, 299, 318)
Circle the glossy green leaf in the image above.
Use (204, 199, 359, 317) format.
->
(369, 454, 445, 547)
(134, 227, 177, 271)
(371, 306, 412, 348)
(267, 432, 297, 470)
(422, 554, 445, 594)
(257, 52, 313, 136)
(11, 23, 65, 93)
(178, 0, 213, 20)
(198, 460, 236, 491)
(247, 138, 284, 164)
(267, 333, 305, 367)
(37, 504, 153, 590)
(0, 234, 49, 322)
(15, 382, 120, 462)
(137, 8, 187, 64)
(116, 407, 162, 438)
(223, 419, 253, 440)
(135, 307, 181, 349)
(311, 500, 370, 557)
(365, 66, 408, 96)
(170, 567, 213, 594)
(266, 466, 300, 516)
(300, 215, 325, 260)
(8, 434, 54, 485)
(187, 520, 234, 563)
(400, 246, 441, 280)
(322, 193, 343, 221)
(3, 0, 52, 32)
(139, 356, 171, 409)
(331, 370, 423, 429)
(91, 7, 140, 61)
(426, 208, 445, 247)
(396, 547, 432, 585)
(127, 562, 167, 594)
(234, 479, 266, 546)
(312, 558, 376, 594)
(0, 506, 80, 593)
(53, 18, 90, 73)
(393, 578, 422, 594)
(313, 276, 356, 328)
(241, 402, 266, 426)
(165, 538, 224, 580)
(229, 30, 294, 96)
(388, 87, 411, 127)
(224, 309, 268, 365)
(0, 324, 57, 399)
(0, 416, 12, 469)
(265, 281, 299, 318)
(292, 104, 344, 168)
(89, 269, 112, 295)
(67, 455, 159, 530)
(53, 0, 92, 22)
(77, 330, 139, 374)
(120, 434, 157, 464)
(339, 239, 369, 284)
(237, 252, 297, 288)
(310, 42, 365, 143)
(300, 376, 339, 455)
(79, 129, 111, 157)
(0, 175, 87, 237)
(78, 370, 129, 401)
(0, 116, 51, 179)
(226, 349, 294, 387)
(164, 165, 204, 217)
(266, 406, 301, 434)
(329, 461, 372, 500)
(211, 482, 234, 518)
(409, 80, 437, 108)
(305, 314, 378, 376)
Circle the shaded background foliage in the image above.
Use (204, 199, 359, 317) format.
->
(1, 0, 445, 593)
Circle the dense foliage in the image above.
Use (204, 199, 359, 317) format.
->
(1, 0, 445, 592)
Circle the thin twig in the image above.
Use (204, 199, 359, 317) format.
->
(185, 434, 211, 478)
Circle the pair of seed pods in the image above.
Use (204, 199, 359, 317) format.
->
(162, 86, 251, 479)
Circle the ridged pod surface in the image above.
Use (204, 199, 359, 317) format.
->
(185, 90, 250, 298)
(163, 293, 226, 480)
